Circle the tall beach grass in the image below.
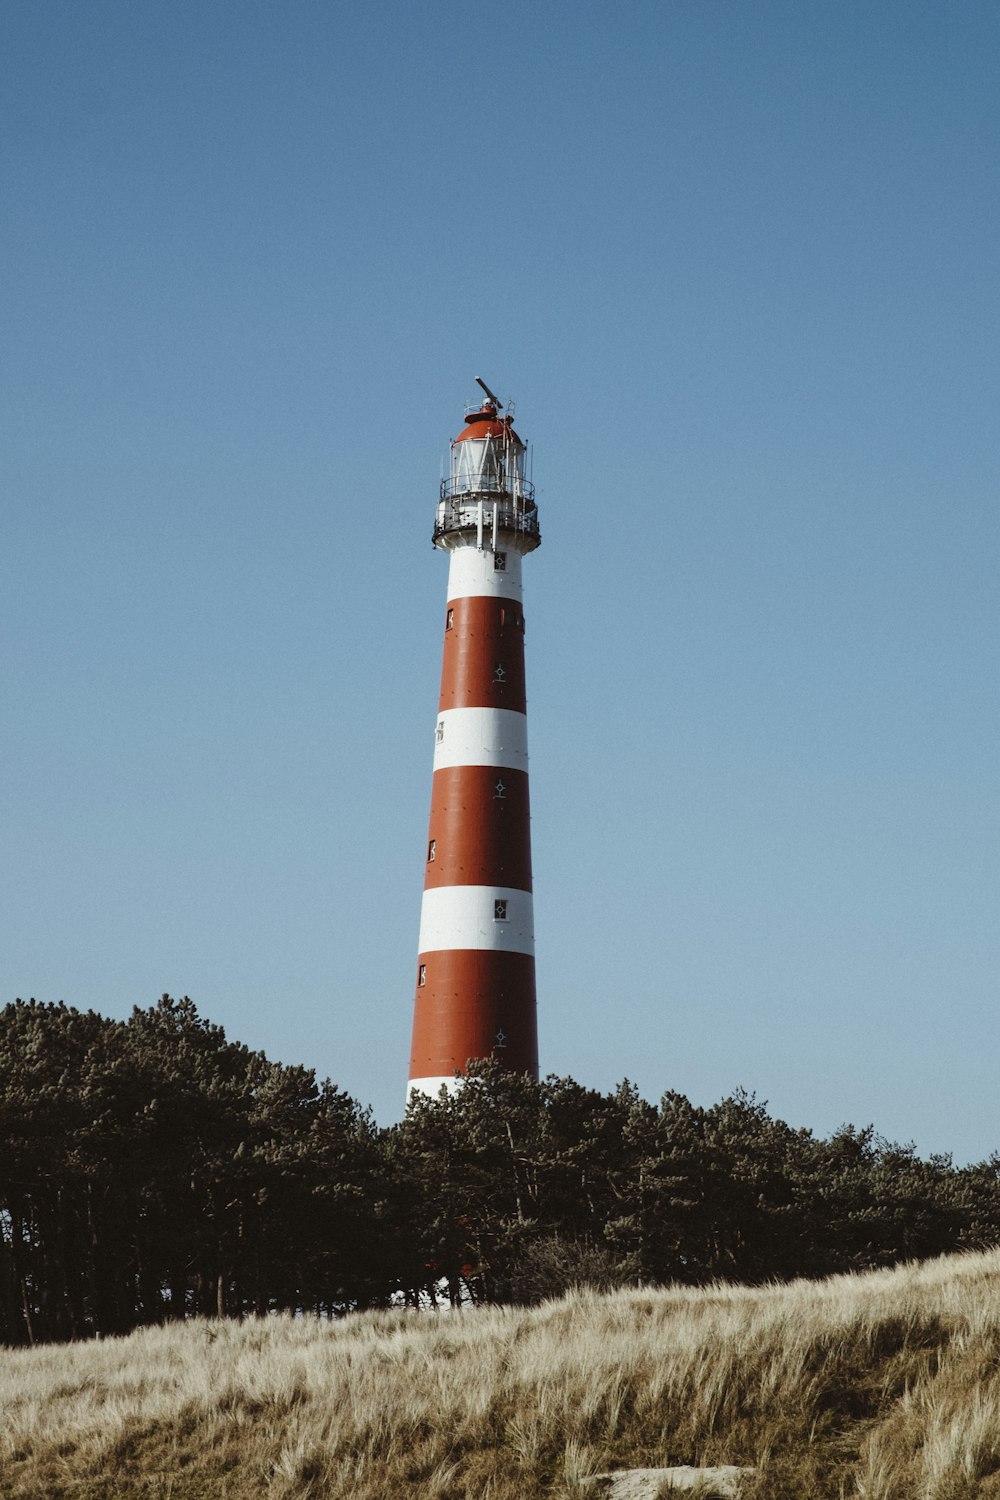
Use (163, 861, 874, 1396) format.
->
(3, 1247, 1000, 1497)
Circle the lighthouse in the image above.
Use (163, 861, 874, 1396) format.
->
(407, 379, 541, 1099)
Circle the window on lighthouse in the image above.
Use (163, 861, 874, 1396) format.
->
(494, 663, 506, 682)
(427, 839, 436, 862)
(418, 964, 427, 986)
(494, 551, 507, 571)
(494, 899, 508, 921)
(453, 438, 505, 494)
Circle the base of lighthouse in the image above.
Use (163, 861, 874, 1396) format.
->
(408, 949, 538, 1100)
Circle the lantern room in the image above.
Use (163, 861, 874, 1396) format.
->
(434, 392, 539, 552)
(449, 400, 527, 497)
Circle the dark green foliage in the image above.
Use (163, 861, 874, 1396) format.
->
(0, 997, 379, 1343)
(1, 997, 998, 1344)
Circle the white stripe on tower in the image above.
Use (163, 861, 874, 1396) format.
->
(418, 886, 535, 956)
(445, 543, 524, 602)
(433, 707, 529, 773)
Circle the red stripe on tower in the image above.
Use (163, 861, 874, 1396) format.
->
(408, 380, 541, 1099)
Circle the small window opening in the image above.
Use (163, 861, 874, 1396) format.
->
(446, 608, 454, 630)
(435, 720, 444, 743)
(494, 551, 507, 571)
(427, 839, 436, 862)
(494, 899, 508, 921)
(418, 964, 427, 987)
(495, 1027, 508, 1048)
(494, 779, 507, 799)
(494, 663, 506, 682)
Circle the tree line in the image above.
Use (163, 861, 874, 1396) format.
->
(1, 995, 998, 1345)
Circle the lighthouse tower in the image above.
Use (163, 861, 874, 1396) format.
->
(408, 379, 541, 1099)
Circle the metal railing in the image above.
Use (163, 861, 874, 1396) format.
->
(440, 475, 535, 505)
(433, 492, 541, 545)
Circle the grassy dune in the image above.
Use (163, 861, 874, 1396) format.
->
(4, 1250, 1000, 1499)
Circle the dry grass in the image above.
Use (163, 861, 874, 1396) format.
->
(2, 1249, 1000, 1497)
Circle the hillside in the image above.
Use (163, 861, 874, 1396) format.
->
(2, 1248, 1000, 1499)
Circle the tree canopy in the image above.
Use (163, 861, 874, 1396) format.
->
(0, 996, 997, 1344)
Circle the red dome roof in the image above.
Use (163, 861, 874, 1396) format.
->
(454, 401, 524, 447)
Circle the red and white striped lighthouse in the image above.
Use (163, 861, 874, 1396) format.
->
(408, 379, 541, 1099)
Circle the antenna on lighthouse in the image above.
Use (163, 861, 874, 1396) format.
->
(475, 375, 502, 409)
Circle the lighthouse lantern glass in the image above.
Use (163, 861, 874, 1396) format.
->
(451, 435, 525, 496)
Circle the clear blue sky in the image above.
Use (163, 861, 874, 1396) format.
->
(3, 1, 997, 1161)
